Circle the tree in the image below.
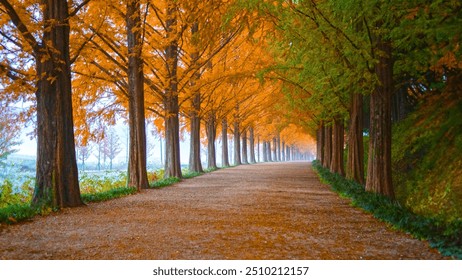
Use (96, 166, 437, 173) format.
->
(126, 0, 149, 190)
(1, 0, 84, 208)
(103, 129, 122, 170)
(76, 143, 92, 171)
(0, 104, 21, 163)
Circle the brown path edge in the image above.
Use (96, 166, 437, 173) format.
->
(0, 162, 444, 259)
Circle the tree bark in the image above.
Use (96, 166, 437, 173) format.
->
(267, 141, 272, 162)
(221, 118, 230, 167)
(233, 121, 241, 165)
(257, 135, 260, 162)
(346, 93, 365, 184)
(330, 118, 345, 176)
(31, 0, 82, 208)
(188, 21, 203, 173)
(281, 141, 285, 161)
(277, 134, 281, 161)
(163, 0, 182, 178)
(322, 124, 332, 168)
(272, 138, 277, 161)
(262, 141, 267, 162)
(249, 127, 256, 163)
(127, 0, 149, 190)
(316, 122, 324, 164)
(241, 129, 248, 164)
(365, 38, 394, 198)
(206, 113, 217, 170)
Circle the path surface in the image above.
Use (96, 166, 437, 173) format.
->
(0, 162, 444, 259)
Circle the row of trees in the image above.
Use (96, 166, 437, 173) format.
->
(0, 0, 313, 208)
(76, 129, 122, 171)
(247, 0, 461, 199)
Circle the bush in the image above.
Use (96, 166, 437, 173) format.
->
(392, 92, 462, 223)
(0, 179, 34, 208)
(79, 171, 127, 194)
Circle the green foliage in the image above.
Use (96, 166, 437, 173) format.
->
(149, 177, 181, 188)
(79, 171, 138, 203)
(0, 203, 40, 225)
(313, 160, 462, 259)
(392, 91, 462, 223)
(79, 171, 127, 194)
(0, 178, 34, 208)
(182, 171, 202, 179)
(81, 187, 137, 203)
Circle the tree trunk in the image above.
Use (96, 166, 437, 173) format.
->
(277, 134, 281, 161)
(241, 129, 248, 164)
(272, 138, 277, 161)
(206, 113, 217, 170)
(346, 93, 365, 184)
(286, 145, 290, 161)
(188, 21, 203, 173)
(267, 141, 272, 162)
(262, 141, 267, 162)
(322, 125, 332, 168)
(281, 141, 285, 161)
(163, 1, 182, 178)
(257, 135, 260, 162)
(188, 98, 203, 172)
(330, 118, 345, 176)
(32, 0, 82, 208)
(233, 121, 241, 165)
(249, 127, 256, 163)
(316, 122, 325, 164)
(127, 0, 148, 190)
(366, 38, 394, 198)
(221, 118, 230, 167)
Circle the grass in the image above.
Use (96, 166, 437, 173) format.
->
(0, 203, 41, 225)
(81, 187, 138, 203)
(312, 160, 462, 259)
(149, 177, 181, 188)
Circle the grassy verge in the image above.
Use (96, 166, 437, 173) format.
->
(0, 203, 41, 225)
(312, 160, 462, 259)
(81, 187, 138, 203)
(149, 177, 181, 188)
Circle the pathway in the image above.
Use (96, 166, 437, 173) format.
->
(0, 162, 444, 259)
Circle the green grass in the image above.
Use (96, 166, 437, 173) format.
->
(0, 203, 41, 224)
(149, 177, 181, 188)
(312, 160, 462, 259)
(81, 187, 138, 203)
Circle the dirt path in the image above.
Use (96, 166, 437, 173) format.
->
(0, 162, 444, 259)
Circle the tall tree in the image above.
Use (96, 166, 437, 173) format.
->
(162, 0, 182, 178)
(241, 129, 248, 164)
(1, 0, 83, 207)
(221, 118, 230, 167)
(249, 126, 256, 163)
(126, 0, 149, 189)
(346, 93, 364, 184)
(365, 34, 394, 198)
